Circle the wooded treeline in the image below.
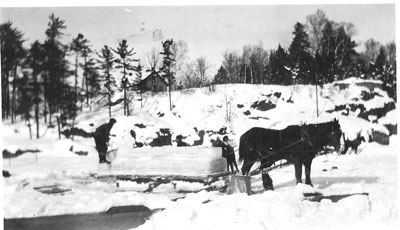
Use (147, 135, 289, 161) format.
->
(1, 13, 175, 139)
(1, 9, 396, 139)
(214, 10, 396, 93)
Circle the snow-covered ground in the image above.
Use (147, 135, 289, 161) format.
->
(2, 79, 398, 229)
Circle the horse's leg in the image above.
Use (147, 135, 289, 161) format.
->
(303, 158, 313, 186)
(262, 171, 274, 191)
(241, 150, 255, 175)
(242, 162, 254, 175)
(233, 160, 240, 172)
(229, 162, 234, 172)
(291, 155, 302, 184)
(341, 142, 349, 155)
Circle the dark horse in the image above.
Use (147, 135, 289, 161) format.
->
(239, 119, 342, 190)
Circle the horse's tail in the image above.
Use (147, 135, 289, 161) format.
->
(341, 132, 347, 154)
(238, 134, 246, 163)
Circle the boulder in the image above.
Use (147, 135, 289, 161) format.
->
(371, 130, 390, 145)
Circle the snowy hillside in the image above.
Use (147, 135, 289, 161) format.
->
(2, 79, 398, 229)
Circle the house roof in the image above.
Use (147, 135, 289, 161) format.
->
(141, 72, 168, 85)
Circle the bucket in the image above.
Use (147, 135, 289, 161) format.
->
(227, 175, 251, 195)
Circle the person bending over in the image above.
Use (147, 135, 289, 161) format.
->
(93, 118, 116, 164)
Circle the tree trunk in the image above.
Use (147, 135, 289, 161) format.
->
(251, 66, 254, 84)
(107, 68, 112, 118)
(60, 73, 64, 123)
(123, 59, 127, 116)
(34, 74, 40, 139)
(27, 115, 32, 140)
(81, 70, 85, 112)
(2, 71, 10, 119)
(243, 64, 246, 84)
(89, 79, 93, 111)
(315, 73, 319, 117)
(11, 66, 18, 123)
(124, 87, 127, 116)
(84, 56, 89, 106)
(108, 92, 112, 118)
(6, 71, 10, 119)
(168, 76, 172, 111)
(57, 116, 62, 140)
(140, 90, 143, 108)
(43, 74, 48, 124)
(127, 92, 131, 116)
(75, 52, 79, 111)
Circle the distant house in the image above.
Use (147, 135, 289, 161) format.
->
(139, 72, 169, 92)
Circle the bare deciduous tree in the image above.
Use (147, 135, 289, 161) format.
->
(195, 56, 210, 88)
(171, 40, 189, 83)
(363, 38, 381, 66)
(306, 9, 328, 55)
(146, 47, 161, 70)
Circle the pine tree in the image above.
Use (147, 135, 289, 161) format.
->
(213, 66, 228, 84)
(289, 22, 313, 84)
(70, 33, 89, 110)
(112, 39, 140, 116)
(27, 41, 45, 138)
(84, 56, 100, 110)
(98, 45, 116, 118)
(160, 39, 175, 111)
(80, 41, 93, 107)
(14, 73, 34, 129)
(375, 46, 386, 75)
(267, 45, 291, 85)
(43, 13, 72, 125)
(1, 22, 26, 121)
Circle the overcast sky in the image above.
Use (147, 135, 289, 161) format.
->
(0, 3, 396, 72)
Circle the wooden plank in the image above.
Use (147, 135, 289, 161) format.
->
(4, 205, 158, 230)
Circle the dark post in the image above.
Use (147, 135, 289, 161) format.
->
(315, 73, 319, 117)
(56, 116, 61, 140)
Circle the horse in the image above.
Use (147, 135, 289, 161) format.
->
(239, 119, 342, 190)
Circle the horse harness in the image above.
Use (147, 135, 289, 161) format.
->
(243, 125, 341, 171)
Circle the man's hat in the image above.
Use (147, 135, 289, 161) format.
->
(109, 118, 117, 124)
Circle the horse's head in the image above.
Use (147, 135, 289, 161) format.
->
(309, 119, 342, 152)
(328, 118, 342, 152)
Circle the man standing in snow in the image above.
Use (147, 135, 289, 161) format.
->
(93, 118, 116, 164)
(222, 136, 239, 173)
